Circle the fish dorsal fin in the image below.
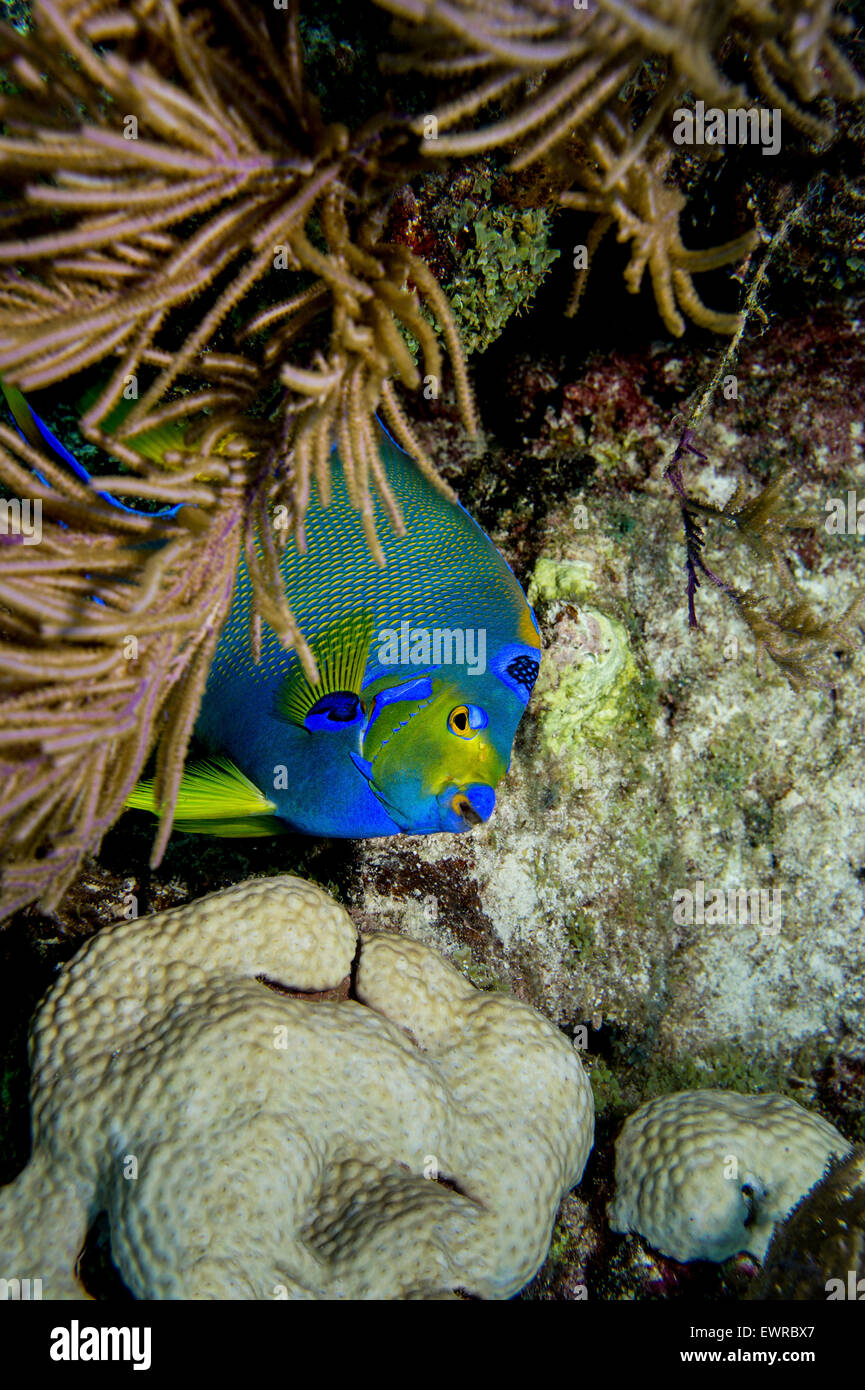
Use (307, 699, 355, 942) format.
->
(277, 610, 376, 727)
(126, 755, 285, 836)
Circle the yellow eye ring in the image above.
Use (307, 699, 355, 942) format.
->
(448, 705, 481, 739)
(448, 705, 472, 737)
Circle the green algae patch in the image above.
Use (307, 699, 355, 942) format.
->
(397, 163, 560, 359)
(677, 708, 782, 838)
(579, 1038, 844, 1140)
(445, 187, 560, 356)
(706, 719, 764, 797)
(584, 1054, 625, 1120)
(609, 1037, 839, 1119)
(565, 910, 598, 965)
(538, 609, 646, 748)
(529, 556, 598, 604)
(451, 944, 509, 993)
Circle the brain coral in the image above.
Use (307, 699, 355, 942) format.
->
(608, 1089, 851, 1264)
(0, 875, 594, 1300)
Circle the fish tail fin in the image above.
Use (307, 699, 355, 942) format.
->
(0, 374, 183, 517)
(126, 754, 287, 837)
(0, 377, 44, 453)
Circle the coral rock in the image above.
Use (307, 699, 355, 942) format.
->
(0, 875, 593, 1300)
(608, 1089, 850, 1263)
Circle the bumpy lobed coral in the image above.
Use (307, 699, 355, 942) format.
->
(607, 1088, 851, 1262)
(0, 875, 594, 1299)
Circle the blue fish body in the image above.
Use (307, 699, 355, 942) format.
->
(196, 427, 541, 836)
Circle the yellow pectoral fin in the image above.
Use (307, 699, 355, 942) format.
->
(126, 755, 286, 836)
(77, 382, 250, 473)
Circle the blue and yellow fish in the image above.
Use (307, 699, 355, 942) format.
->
(3, 382, 541, 838)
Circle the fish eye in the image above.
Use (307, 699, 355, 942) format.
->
(447, 705, 488, 739)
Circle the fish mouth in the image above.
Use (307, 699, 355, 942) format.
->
(438, 784, 496, 832)
(453, 794, 484, 826)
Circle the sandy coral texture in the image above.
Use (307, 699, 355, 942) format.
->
(0, 875, 594, 1299)
(608, 1088, 851, 1263)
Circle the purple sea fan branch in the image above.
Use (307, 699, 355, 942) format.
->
(664, 427, 736, 628)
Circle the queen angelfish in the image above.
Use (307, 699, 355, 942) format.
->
(2, 380, 541, 838)
(177, 424, 540, 837)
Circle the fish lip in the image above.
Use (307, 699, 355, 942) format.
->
(350, 759, 496, 836)
(453, 795, 483, 826)
(438, 784, 496, 831)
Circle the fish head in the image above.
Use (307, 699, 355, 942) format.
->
(354, 641, 540, 833)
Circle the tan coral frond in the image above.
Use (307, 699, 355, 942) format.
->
(739, 0, 863, 138)
(564, 129, 759, 335)
(0, 0, 477, 915)
(0, 425, 244, 912)
(668, 432, 863, 689)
